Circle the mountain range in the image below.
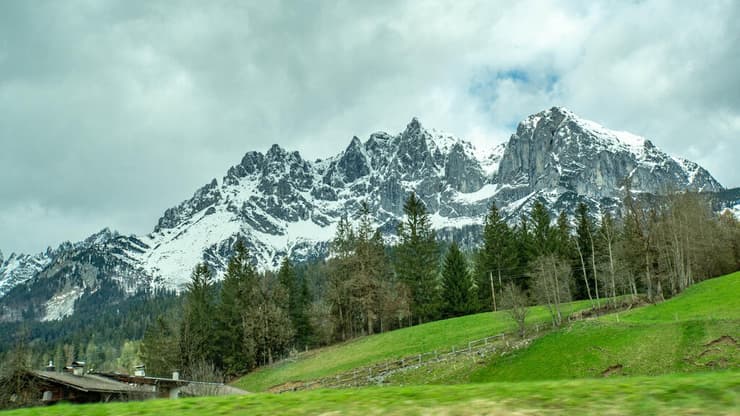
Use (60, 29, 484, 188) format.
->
(1, 107, 736, 322)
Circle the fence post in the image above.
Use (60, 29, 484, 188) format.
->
(434, 350, 438, 360)
(418, 354, 422, 365)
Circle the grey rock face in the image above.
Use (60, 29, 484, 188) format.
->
(498, 107, 722, 199)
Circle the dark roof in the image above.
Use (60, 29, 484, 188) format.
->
(32, 371, 139, 394)
(92, 372, 189, 386)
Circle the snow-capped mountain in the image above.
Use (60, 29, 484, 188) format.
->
(0, 107, 727, 322)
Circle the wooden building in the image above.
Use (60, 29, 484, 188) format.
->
(6, 362, 247, 407)
(30, 370, 145, 404)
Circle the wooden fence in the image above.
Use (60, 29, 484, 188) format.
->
(271, 332, 515, 393)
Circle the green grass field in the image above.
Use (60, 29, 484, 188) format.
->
(234, 299, 597, 392)
(468, 272, 740, 383)
(5, 371, 738, 415)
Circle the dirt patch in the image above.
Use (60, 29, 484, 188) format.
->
(571, 297, 648, 320)
(698, 347, 722, 358)
(705, 358, 729, 368)
(268, 380, 313, 393)
(601, 364, 623, 377)
(704, 335, 738, 347)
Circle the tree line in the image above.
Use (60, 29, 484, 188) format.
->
(140, 188, 740, 380)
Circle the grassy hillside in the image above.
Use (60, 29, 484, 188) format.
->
(469, 272, 740, 383)
(235, 299, 597, 392)
(5, 371, 738, 415)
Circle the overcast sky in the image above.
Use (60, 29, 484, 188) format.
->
(1, 0, 738, 256)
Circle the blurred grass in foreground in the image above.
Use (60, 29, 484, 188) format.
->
(4, 371, 738, 416)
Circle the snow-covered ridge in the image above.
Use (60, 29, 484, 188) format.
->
(0, 107, 726, 321)
(558, 107, 648, 156)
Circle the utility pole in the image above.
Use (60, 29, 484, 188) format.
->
(490, 271, 497, 311)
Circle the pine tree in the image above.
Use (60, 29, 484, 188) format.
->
(353, 201, 389, 335)
(555, 210, 573, 260)
(530, 200, 555, 256)
(475, 202, 518, 312)
(249, 272, 294, 366)
(180, 262, 216, 377)
(441, 242, 475, 318)
(395, 193, 440, 324)
(278, 257, 312, 349)
(215, 241, 257, 375)
(326, 213, 356, 340)
(140, 316, 180, 377)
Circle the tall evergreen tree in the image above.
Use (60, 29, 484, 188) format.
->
(475, 202, 518, 311)
(555, 210, 574, 260)
(180, 263, 216, 377)
(530, 200, 555, 256)
(215, 241, 257, 375)
(140, 316, 180, 377)
(353, 202, 389, 335)
(278, 257, 312, 349)
(441, 242, 475, 317)
(395, 193, 440, 324)
(249, 272, 294, 366)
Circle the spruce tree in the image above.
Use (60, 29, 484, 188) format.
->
(441, 242, 475, 318)
(530, 200, 555, 256)
(395, 193, 440, 324)
(353, 201, 389, 334)
(180, 262, 216, 377)
(475, 202, 518, 312)
(140, 316, 180, 377)
(278, 257, 312, 349)
(215, 241, 257, 375)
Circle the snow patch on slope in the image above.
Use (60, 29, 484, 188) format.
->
(454, 184, 499, 203)
(42, 287, 84, 321)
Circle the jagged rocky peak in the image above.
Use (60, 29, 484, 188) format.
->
(226, 151, 265, 181)
(83, 227, 119, 247)
(155, 177, 221, 232)
(393, 117, 439, 177)
(498, 107, 723, 199)
(336, 136, 371, 183)
(445, 142, 485, 192)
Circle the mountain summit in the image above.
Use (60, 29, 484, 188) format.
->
(0, 108, 725, 321)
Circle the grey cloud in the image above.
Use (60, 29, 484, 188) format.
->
(0, 0, 738, 255)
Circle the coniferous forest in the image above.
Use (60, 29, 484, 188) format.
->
(2, 188, 739, 381)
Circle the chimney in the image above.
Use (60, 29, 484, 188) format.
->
(71, 361, 85, 376)
(134, 364, 146, 377)
(46, 360, 55, 372)
(172, 371, 179, 381)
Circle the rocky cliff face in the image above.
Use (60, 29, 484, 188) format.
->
(0, 107, 727, 321)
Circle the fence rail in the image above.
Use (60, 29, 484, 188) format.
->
(270, 332, 513, 393)
(269, 298, 643, 393)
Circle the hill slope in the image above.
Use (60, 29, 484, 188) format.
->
(469, 272, 740, 383)
(235, 299, 597, 392)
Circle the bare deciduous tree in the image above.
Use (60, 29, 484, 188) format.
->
(502, 283, 529, 338)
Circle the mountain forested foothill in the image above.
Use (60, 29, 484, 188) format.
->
(2, 188, 739, 383)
